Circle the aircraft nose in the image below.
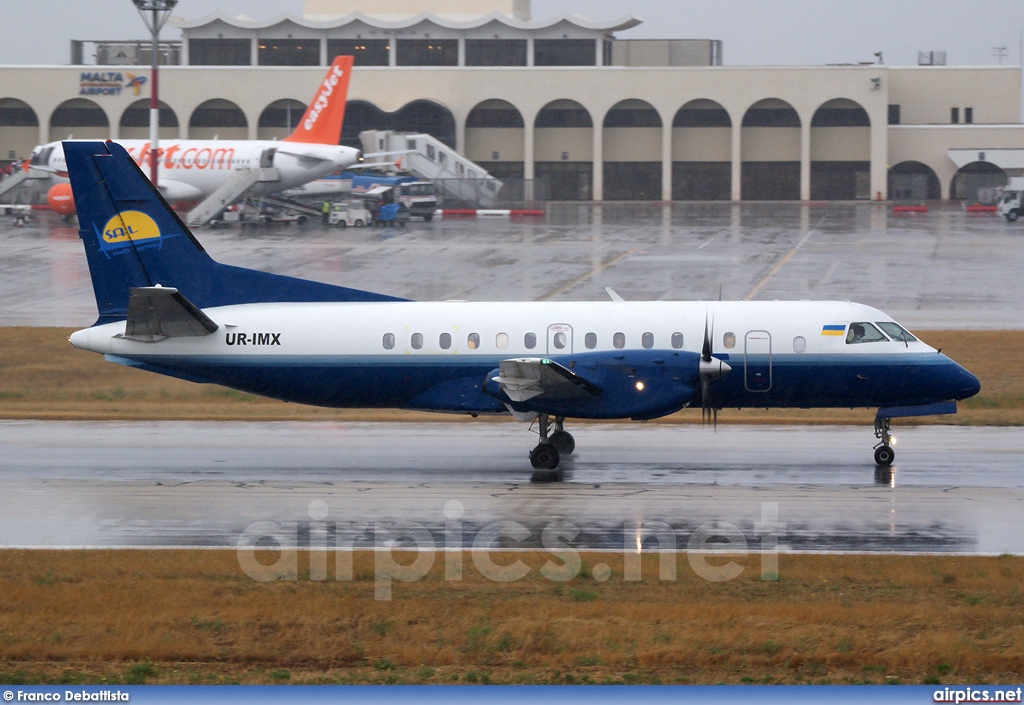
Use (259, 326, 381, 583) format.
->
(944, 358, 980, 400)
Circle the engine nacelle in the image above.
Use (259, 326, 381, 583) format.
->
(47, 182, 75, 215)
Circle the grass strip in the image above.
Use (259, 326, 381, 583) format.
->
(0, 550, 1021, 685)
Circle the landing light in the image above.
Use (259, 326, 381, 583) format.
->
(635, 381, 645, 391)
(891, 436, 897, 446)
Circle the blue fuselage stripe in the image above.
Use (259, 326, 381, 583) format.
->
(114, 351, 979, 417)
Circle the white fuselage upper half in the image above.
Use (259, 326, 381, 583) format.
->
(34, 139, 361, 202)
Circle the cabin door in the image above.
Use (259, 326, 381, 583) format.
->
(744, 330, 772, 392)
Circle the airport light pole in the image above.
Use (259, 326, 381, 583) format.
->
(132, 0, 177, 188)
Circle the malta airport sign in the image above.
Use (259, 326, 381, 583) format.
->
(79, 71, 146, 96)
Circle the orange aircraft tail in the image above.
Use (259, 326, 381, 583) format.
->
(283, 55, 353, 145)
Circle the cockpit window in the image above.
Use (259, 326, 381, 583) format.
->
(31, 147, 53, 166)
(846, 322, 889, 344)
(876, 322, 917, 343)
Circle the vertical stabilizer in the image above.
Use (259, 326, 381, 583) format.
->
(282, 55, 353, 145)
(65, 140, 404, 325)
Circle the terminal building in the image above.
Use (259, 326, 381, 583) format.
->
(1, 0, 1022, 202)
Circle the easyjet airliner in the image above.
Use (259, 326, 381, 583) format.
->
(29, 56, 359, 213)
(64, 140, 980, 482)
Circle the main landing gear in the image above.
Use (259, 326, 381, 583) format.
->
(529, 414, 575, 482)
(873, 416, 896, 466)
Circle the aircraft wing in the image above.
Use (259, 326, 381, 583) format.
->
(27, 164, 66, 178)
(493, 358, 603, 402)
(273, 148, 336, 165)
(121, 286, 219, 342)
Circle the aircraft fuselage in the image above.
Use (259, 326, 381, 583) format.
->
(70, 300, 980, 419)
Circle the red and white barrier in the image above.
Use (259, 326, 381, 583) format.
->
(440, 208, 544, 218)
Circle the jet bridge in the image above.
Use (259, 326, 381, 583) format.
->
(359, 130, 502, 208)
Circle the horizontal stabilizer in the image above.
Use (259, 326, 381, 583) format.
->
(493, 358, 603, 403)
(122, 286, 218, 342)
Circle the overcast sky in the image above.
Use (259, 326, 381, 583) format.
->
(0, 0, 1021, 68)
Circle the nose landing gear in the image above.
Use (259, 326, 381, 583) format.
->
(529, 414, 574, 482)
(873, 416, 895, 466)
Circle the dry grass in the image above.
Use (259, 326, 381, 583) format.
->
(0, 550, 1022, 685)
(0, 327, 1021, 425)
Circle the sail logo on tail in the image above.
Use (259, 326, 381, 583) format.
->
(95, 210, 178, 257)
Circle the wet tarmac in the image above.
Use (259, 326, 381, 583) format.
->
(2, 202, 1023, 329)
(2, 420, 1022, 554)
(2, 203, 1020, 555)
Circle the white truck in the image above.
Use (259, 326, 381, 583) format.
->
(328, 200, 373, 228)
(997, 177, 1024, 222)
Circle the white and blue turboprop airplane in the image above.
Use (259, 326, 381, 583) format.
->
(65, 141, 980, 480)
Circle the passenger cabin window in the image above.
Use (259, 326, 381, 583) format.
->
(439, 332, 452, 350)
(524, 332, 537, 349)
(846, 322, 888, 344)
(467, 333, 480, 350)
(552, 332, 567, 349)
(671, 332, 684, 349)
(876, 322, 917, 343)
(585, 332, 597, 349)
(411, 333, 423, 349)
(641, 332, 654, 349)
(383, 333, 395, 350)
(496, 332, 509, 349)
(723, 332, 736, 349)
(793, 336, 806, 353)
(613, 332, 626, 349)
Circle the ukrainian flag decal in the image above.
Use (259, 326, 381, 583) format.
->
(821, 324, 846, 336)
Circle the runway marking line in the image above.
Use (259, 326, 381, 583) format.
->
(743, 217, 825, 301)
(539, 249, 635, 301)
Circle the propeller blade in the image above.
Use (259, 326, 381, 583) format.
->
(698, 310, 730, 428)
(702, 312, 712, 362)
(701, 377, 711, 426)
